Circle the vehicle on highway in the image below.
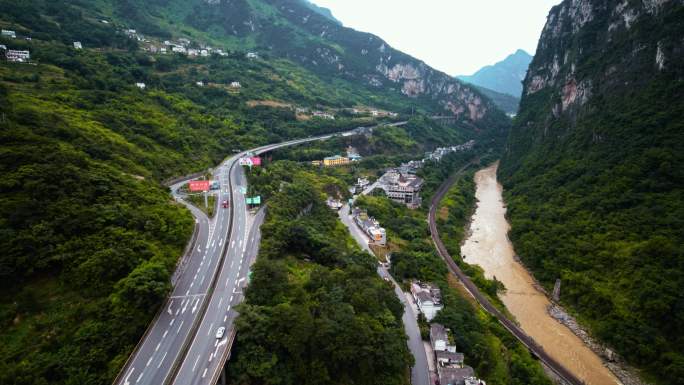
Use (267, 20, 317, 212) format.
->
(215, 327, 225, 339)
(222, 200, 229, 208)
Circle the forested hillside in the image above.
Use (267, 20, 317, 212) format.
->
(499, 0, 684, 382)
(0, 0, 510, 384)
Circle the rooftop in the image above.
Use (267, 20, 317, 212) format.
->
(439, 366, 475, 385)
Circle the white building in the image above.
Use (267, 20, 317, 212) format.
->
(411, 281, 443, 321)
(187, 48, 199, 56)
(73, 41, 82, 49)
(1, 30, 16, 38)
(135, 82, 146, 89)
(352, 208, 387, 246)
(196, 81, 204, 87)
(200, 49, 209, 57)
(230, 81, 241, 88)
(6, 50, 30, 62)
(246, 52, 258, 59)
(172, 46, 186, 54)
(380, 170, 423, 208)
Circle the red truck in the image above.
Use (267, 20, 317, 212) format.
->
(222, 200, 229, 208)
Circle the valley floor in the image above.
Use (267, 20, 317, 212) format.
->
(461, 163, 620, 385)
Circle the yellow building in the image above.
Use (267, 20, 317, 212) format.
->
(323, 155, 350, 167)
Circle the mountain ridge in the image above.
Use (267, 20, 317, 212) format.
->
(458, 49, 532, 97)
(500, 0, 684, 383)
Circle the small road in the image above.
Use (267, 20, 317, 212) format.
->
(427, 165, 584, 385)
(339, 196, 430, 385)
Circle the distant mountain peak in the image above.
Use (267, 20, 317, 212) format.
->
(457, 50, 533, 97)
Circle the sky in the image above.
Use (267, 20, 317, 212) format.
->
(310, 0, 562, 75)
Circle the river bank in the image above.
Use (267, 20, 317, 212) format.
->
(460, 162, 621, 385)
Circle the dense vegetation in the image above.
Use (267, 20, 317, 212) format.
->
(500, 1, 684, 382)
(227, 161, 412, 385)
(0, 0, 510, 383)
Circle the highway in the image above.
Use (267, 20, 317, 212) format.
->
(114, 122, 408, 385)
(114, 162, 234, 385)
(428, 165, 584, 385)
(338, 184, 430, 385)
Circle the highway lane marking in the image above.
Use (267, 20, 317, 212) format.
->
(157, 351, 167, 369)
(230, 260, 234, 268)
(192, 298, 199, 313)
(167, 301, 173, 315)
(209, 351, 213, 362)
(225, 277, 230, 288)
(146, 356, 153, 367)
(224, 315, 227, 322)
(207, 322, 214, 336)
(163, 329, 168, 339)
(202, 368, 208, 379)
(189, 281, 194, 288)
(136, 371, 144, 383)
(192, 355, 201, 372)
(170, 318, 175, 326)
(193, 273, 197, 280)
(123, 367, 134, 385)
(155, 342, 160, 352)
(185, 290, 190, 296)
(218, 297, 223, 309)
(230, 295, 234, 302)
(176, 319, 184, 334)
(199, 274, 205, 285)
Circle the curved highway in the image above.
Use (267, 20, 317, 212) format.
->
(428, 165, 584, 385)
(115, 122, 407, 385)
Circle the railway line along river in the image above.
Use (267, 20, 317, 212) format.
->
(460, 162, 621, 385)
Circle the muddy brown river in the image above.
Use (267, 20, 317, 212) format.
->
(460, 163, 621, 385)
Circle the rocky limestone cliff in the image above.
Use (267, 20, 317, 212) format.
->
(522, 0, 683, 122)
(500, 1, 684, 383)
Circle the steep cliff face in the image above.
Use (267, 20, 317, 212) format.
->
(500, 0, 683, 383)
(158, 0, 506, 128)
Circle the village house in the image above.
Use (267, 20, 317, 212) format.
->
(187, 48, 199, 56)
(6, 50, 30, 63)
(323, 155, 349, 167)
(246, 52, 258, 59)
(73, 41, 82, 49)
(312, 111, 335, 120)
(230, 81, 242, 88)
(2, 29, 16, 38)
(430, 323, 486, 385)
(379, 170, 424, 209)
(411, 281, 443, 321)
(135, 82, 146, 89)
(200, 49, 209, 57)
(172, 46, 186, 54)
(352, 208, 387, 246)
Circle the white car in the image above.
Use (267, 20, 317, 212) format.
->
(215, 326, 225, 339)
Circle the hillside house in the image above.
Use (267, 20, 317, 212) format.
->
(380, 170, 423, 209)
(411, 282, 443, 320)
(135, 82, 146, 89)
(323, 155, 349, 167)
(6, 50, 30, 62)
(1, 29, 16, 38)
(352, 208, 387, 246)
(73, 41, 82, 49)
